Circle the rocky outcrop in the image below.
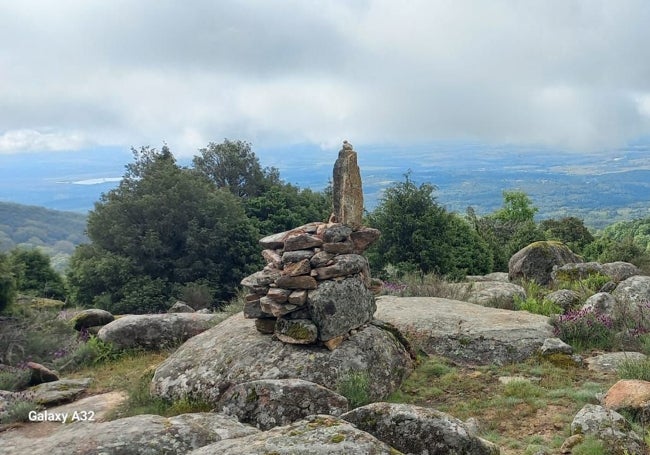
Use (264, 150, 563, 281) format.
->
(509, 241, 582, 285)
(189, 414, 397, 455)
(602, 262, 643, 282)
(612, 275, 650, 306)
(342, 402, 500, 455)
(570, 404, 644, 454)
(582, 292, 616, 314)
(1, 412, 259, 455)
(97, 313, 219, 350)
(545, 289, 580, 311)
(70, 309, 114, 331)
(151, 313, 413, 405)
(216, 379, 349, 430)
(375, 296, 553, 365)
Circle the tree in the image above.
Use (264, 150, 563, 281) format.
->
(540, 217, 594, 254)
(366, 174, 492, 278)
(67, 146, 262, 313)
(467, 191, 545, 271)
(245, 183, 331, 236)
(9, 248, 65, 299)
(0, 253, 16, 312)
(192, 139, 279, 198)
(493, 190, 538, 223)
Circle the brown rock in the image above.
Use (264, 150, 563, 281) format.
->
(241, 269, 282, 289)
(282, 250, 315, 264)
(604, 379, 650, 413)
(310, 251, 335, 268)
(288, 290, 308, 305)
(282, 259, 311, 277)
(322, 241, 355, 254)
(284, 234, 323, 252)
(27, 361, 59, 386)
(324, 335, 345, 351)
(313, 254, 368, 280)
(261, 249, 282, 267)
(332, 143, 364, 229)
(266, 288, 292, 303)
(350, 228, 381, 252)
(260, 297, 299, 317)
(276, 275, 318, 290)
(245, 293, 265, 302)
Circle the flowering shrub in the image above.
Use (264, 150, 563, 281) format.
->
(552, 308, 615, 351)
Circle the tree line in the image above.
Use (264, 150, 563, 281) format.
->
(2, 139, 650, 314)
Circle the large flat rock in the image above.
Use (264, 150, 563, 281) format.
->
(376, 296, 553, 365)
(152, 313, 414, 405)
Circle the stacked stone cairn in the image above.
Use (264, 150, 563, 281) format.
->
(240, 141, 380, 350)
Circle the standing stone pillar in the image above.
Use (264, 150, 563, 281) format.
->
(332, 141, 364, 230)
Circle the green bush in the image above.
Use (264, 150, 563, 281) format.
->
(552, 309, 616, 351)
(0, 369, 30, 391)
(515, 296, 562, 316)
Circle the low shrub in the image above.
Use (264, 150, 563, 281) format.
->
(552, 308, 615, 351)
(0, 390, 41, 425)
(336, 371, 370, 409)
(0, 368, 30, 391)
(515, 296, 562, 316)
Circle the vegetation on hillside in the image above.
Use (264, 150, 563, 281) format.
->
(2, 139, 650, 314)
(0, 202, 86, 271)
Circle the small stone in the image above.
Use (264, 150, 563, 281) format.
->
(244, 299, 272, 319)
(288, 290, 308, 305)
(284, 234, 323, 252)
(255, 318, 276, 334)
(322, 224, 353, 243)
(266, 288, 292, 303)
(262, 249, 282, 267)
(350, 228, 381, 252)
(259, 230, 293, 249)
(245, 293, 265, 302)
(540, 337, 573, 355)
(560, 434, 583, 453)
(324, 335, 345, 351)
(313, 254, 368, 280)
(26, 361, 59, 385)
(168, 301, 195, 313)
(310, 251, 335, 268)
(282, 250, 315, 264)
(260, 297, 299, 317)
(322, 241, 355, 254)
(275, 318, 318, 344)
(241, 269, 281, 289)
(276, 275, 318, 290)
(282, 259, 311, 277)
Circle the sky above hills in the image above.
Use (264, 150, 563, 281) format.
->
(2, 1, 650, 158)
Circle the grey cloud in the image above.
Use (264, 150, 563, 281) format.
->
(1, 0, 650, 154)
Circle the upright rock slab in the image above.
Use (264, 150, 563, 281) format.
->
(332, 140, 363, 229)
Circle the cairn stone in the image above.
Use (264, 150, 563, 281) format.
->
(332, 141, 363, 229)
(239, 143, 381, 347)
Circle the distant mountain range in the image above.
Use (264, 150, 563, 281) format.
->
(2, 142, 650, 230)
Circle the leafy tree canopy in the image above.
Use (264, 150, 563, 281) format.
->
(539, 216, 594, 254)
(0, 252, 16, 312)
(9, 248, 65, 300)
(68, 145, 262, 313)
(366, 173, 492, 279)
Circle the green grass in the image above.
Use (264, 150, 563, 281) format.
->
(617, 358, 650, 381)
(336, 371, 371, 409)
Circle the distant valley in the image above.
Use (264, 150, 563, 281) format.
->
(1, 142, 650, 230)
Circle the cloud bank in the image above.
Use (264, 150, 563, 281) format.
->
(1, 0, 650, 155)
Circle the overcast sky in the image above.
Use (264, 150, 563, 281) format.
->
(2, 0, 650, 157)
